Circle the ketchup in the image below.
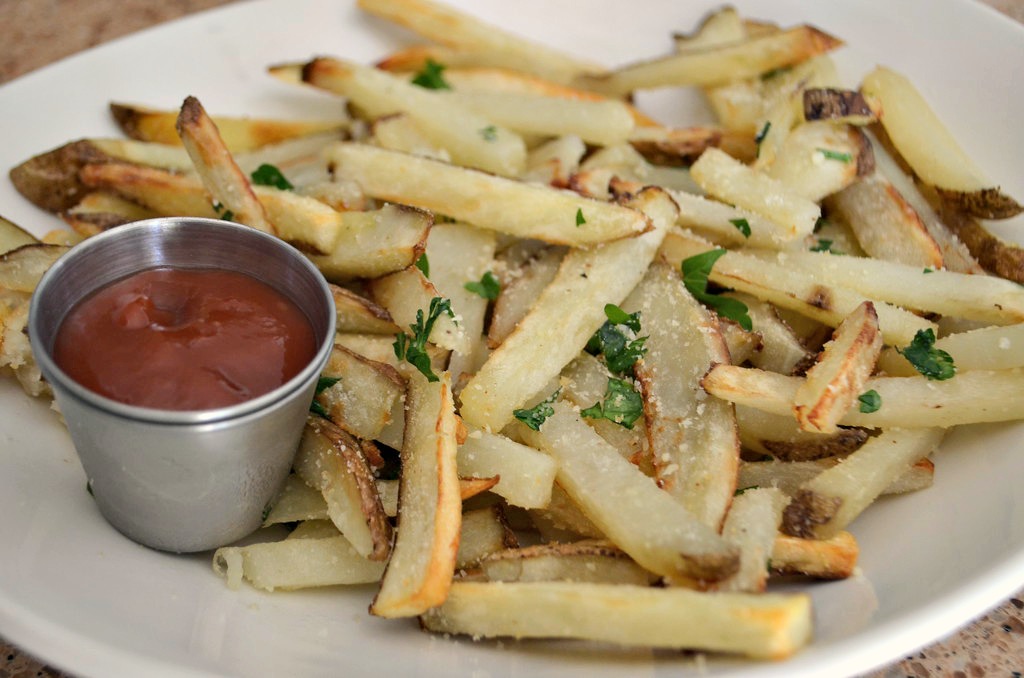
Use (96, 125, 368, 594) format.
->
(53, 267, 317, 411)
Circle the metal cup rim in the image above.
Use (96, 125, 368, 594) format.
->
(28, 217, 336, 426)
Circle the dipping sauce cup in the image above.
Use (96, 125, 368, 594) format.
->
(28, 217, 336, 553)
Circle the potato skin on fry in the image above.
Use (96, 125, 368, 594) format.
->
(9, 140, 113, 213)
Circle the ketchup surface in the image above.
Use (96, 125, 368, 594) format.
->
(53, 267, 317, 411)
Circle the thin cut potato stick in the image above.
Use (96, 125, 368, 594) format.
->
(520, 402, 739, 582)
(703, 364, 1024, 429)
(175, 96, 276, 234)
(356, 0, 604, 85)
(793, 301, 882, 434)
(421, 581, 812, 660)
(658, 231, 936, 346)
(326, 143, 651, 247)
(770, 531, 859, 579)
(574, 25, 842, 97)
(299, 57, 526, 177)
(370, 372, 461, 618)
(459, 187, 676, 432)
(780, 427, 944, 539)
(690, 148, 820, 240)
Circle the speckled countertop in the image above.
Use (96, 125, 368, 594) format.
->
(1, 1, 1022, 677)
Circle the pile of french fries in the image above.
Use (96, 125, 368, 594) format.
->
(3, 0, 1024, 664)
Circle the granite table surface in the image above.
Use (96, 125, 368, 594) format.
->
(1, 1, 1022, 677)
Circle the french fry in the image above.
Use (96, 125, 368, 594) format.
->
(0, 217, 40, 254)
(175, 96, 276, 234)
(213, 521, 386, 591)
(356, 0, 604, 85)
(624, 263, 739, 529)
(456, 505, 518, 569)
(703, 364, 1024, 429)
(77, 161, 345, 255)
(574, 25, 842, 98)
(61, 191, 159, 235)
(0, 244, 69, 293)
(793, 301, 882, 434)
(480, 540, 655, 585)
(521, 135, 586, 186)
(766, 122, 872, 202)
(330, 285, 400, 335)
(421, 581, 812, 660)
(370, 371, 461, 618)
(628, 125, 758, 166)
(781, 427, 944, 539)
(520, 402, 739, 582)
(716, 488, 786, 593)
(293, 418, 393, 561)
(459, 187, 675, 432)
(658, 231, 936, 346)
(442, 90, 635, 147)
(741, 248, 1024, 325)
(730, 293, 815, 375)
(801, 89, 875, 125)
(860, 66, 1021, 219)
(737, 405, 869, 461)
(367, 266, 468, 354)
(262, 475, 329, 526)
(668, 189, 803, 249)
(738, 457, 935, 498)
(314, 344, 406, 441)
(878, 322, 1024, 376)
(826, 173, 943, 268)
(327, 143, 651, 247)
(771, 531, 859, 579)
(308, 204, 431, 281)
(457, 429, 557, 510)
(296, 57, 527, 177)
(487, 246, 563, 348)
(112, 102, 347, 152)
(690, 148, 821, 240)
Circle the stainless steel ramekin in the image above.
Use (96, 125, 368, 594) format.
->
(28, 217, 335, 553)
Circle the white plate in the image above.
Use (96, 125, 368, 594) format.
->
(1, 1, 1022, 676)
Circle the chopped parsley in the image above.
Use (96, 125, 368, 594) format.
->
(479, 125, 498, 142)
(734, 485, 760, 496)
(464, 271, 501, 300)
(250, 163, 294, 191)
(817, 148, 853, 163)
(513, 389, 560, 431)
(755, 121, 771, 156)
(309, 375, 342, 419)
(575, 208, 586, 227)
(896, 328, 956, 381)
(393, 297, 454, 382)
(810, 238, 837, 253)
(585, 304, 647, 376)
(923, 267, 934, 274)
(212, 200, 235, 222)
(415, 252, 430, 278)
(857, 389, 881, 414)
(411, 58, 451, 90)
(814, 216, 828, 233)
(729, 217, 751, 238)
(680, 249, 753, 331)
(581, 377, 644, 430)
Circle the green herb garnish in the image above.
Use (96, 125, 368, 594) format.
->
(411, 58, 451, 90)
(309, 375, 342, 418)
(575, 208, 586, 227)
(415, 252, 430, 278)
(923, 267, 934, 274)
(212, 200, 235, 222)
(857, 389, 881, 414)
(734, 485, 760, 496)
(580, 377, 644, 430)
(480, 125, 498, 142)
(585, 304, 647, 375)
(464, 271, 501, 300)
(250, 163, 294, 191)
(513, 389, 560, 431)
(810, 238, 836, 253)
(755, 121, 771, 156)
(730, 217, 751, 238)
(393, 297, 454, 382)
(817, 148, 853, 163)
(680, 249, 753, 331)
(896, 328, 956, 381)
